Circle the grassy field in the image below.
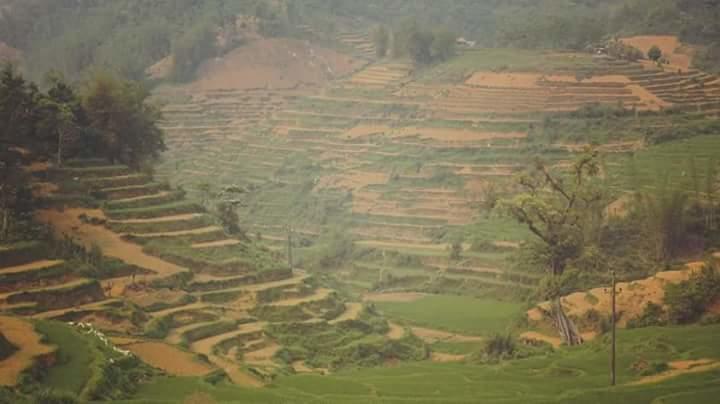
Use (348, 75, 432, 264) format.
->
(610, 135, 720, 194)
(33, 321, 94, 395)
(374, 294, 526, 336)
(116, 323, 720, 403)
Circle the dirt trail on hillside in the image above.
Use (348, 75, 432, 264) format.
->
(190, 322, 266, 358)
(36, 208, 187, 280)
(329, 302, 362, 324)
(269, 288, 332, 307)
(126, 342, 213, 377)
(0, 316, 55, 386)
(364, 292, 426, 303)
(192, 239, 241, 249)
(410, 327, 484, 344)
(387, 322, 406, 340)
(130, 226, 222, 238)
(109, 214, 203, 224)
(244, 343, 281, 367)
(31, 298, 120, 320)
(630, 359, 720, 385)
(431, 352, 467, 363)
(0, 259, 64, 275)
(520, 332, 562, 348)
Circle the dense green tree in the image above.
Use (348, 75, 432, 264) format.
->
(648, 45, 663, 61)
(82, 71, 165, 167)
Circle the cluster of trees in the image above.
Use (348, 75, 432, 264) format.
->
(0, 63, 165, 240)
(0, 64, 165, 167)
(373, 20, 456, 65)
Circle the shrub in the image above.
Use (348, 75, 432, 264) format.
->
(0, 332, 17, 361)
(482, 334, 516, 360)
(627, 302, 667, 328)
(648, 45, 662, 61)
(664, 265, 720, 324)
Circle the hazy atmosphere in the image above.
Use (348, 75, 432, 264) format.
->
(1, 1, 720, 403)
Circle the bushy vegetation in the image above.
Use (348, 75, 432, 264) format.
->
(664, 265, 720, 324)
(0, 332, 17, 361)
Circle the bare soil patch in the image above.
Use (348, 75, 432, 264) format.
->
(410, 327, 484, 344)
(520, 331, 562, 348)
(531, 264, 705, 328)
(386, 322, 406, 340)
(0, 259, 63, 275)
(186, 38, 363, 91)
(630, 359, 720, 385)
(244, 342, 281, 367)
(192, 239, 242, 249)
(329, 302, 362, 324)
(127, 342, 213, 377)
(621, 35, 694, 71)
(431, 352, 466, 363)
(0, 316, 55, 386)
(364, 292, 426, 303)
(36, 208, 185, 279)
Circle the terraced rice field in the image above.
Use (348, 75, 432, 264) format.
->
(3, 161, 412, 386)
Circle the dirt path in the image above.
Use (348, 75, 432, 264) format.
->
(364, 292, 426, 303)
(190, 322, 266, 358)
(0, 278, 92, 302)
(410, 327, 484, 344)
(329, 303, 362, 324)
(36, 208, 187, 280)
(31, 298, 121, 320)
(386, 322, 406, 340)
(108, 214, 204, 224)
(0, 316, 56, 386)
(630, 359, 720, 385)
(0, 259, 64, 275)
(520, 331, 562, 348)
(243, 343, 281, 367)
(269, 288, 332, 307)
(166, 320, 219, 345)
(129, 226, 222, 238)
(431, 352, 467, 363)
(150, 302, 212, 318)
(110, 191, 171, 204)
(211, 355, 264, 387)
(126, 342, 213, 376)
(192, 239, 241, 249)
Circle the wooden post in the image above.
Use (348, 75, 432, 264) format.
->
(611, 270, 617, 386)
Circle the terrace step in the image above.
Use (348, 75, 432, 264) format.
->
(192, 239, 242, 249)
(108, 213, 205, 224)
(0, 260, 64, 276)
(128, 226, 223, 239)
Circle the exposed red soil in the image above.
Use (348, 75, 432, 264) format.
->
(0, 316, 55, 386)
(126, 342, 213, 377)
(187, 38, 364, 91)
(621, 35, 694, 72)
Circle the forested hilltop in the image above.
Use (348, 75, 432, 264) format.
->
(1, 0, 720, 82)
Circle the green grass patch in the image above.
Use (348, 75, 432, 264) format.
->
(375, 294, 525, 336)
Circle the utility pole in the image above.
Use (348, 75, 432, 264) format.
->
(611, 270, 617, 386)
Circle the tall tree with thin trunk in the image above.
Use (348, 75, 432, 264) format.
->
(500, 150, 605, 345)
